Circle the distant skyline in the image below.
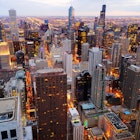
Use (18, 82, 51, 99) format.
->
(1, 0, 140, 16)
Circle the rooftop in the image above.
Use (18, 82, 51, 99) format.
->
(71, 119, 82, 127)
(113, 132, 134, 140)
(36, 68, 64, 74)
(0, 97, 17, 122)
(80, 102, 95, 110)
(105, 112, 128, 131)
(69, 108, 79, 117)
(129, 65, 140, 72)
(90, 127, 103, 136)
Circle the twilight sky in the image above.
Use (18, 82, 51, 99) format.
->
(1, 0, 140, 16)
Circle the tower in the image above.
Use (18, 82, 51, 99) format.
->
(99, 5, 106, 28)
(136, 45, 140, 66)
(122, 65, 140, 109)
(63, 52, 72, 77)
(34, 68, 67, 140)
(68, 6, 75, 31)
(88, 47, 102, 76)
(0, 22, 6, 42)
(91, 64, 106, 110)
(0, 42, 10, 69)
(9, 9, 19, 41)
(111, 42, 122, 68)
(75, 70, 91, 102)
(135, 111, 140, 140)
(81, 43, 89, 61)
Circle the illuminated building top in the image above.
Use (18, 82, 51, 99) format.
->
(0, 42, 10, 55)
(105, 112, 128, 131)
(36, 68, 64, 74)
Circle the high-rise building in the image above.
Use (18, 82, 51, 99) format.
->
(127, 24, 138, 52)
(0, 22, 6, 42)
(101, 112, 129, 140)
(75, 70, 91, 102)
(95, 26, 104, 47)
(87, 32, 96, 48)
(94, 17, 98, 31)
(68, 6, 75, 31)
(77, 27, 88, 57)
(33, 68, 67, 140)
(135, 111, 140, 140)
(0, 97, 24, 140)
(62, 38, 72, 53)
(26, 41, 35, 58)
(91, 64, 106, 110)
(120, 35, 130, 55)
(111, 42, 122, 67)
(123, 65, 140, 109)
(0, 42, 10, 69)
(88, 47, 102, 76)
(103, 29, 114, 48)
(9, 9, 19, 41)
(63, 52, 72, 77)
(81, 43, 89, 61)
(136, 45, 140, 66)
(68, 108, 84, 140)
(99, 5, 106, 28)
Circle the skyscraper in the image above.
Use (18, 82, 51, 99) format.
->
(68, 6, 75, 31)
(81, 43, 89, 61)
(99, 5, 106, 28)
(0, 42, 10, 69)
(75, 70, 91, 102)
(33, 68, 67, 140)
(135, 111, 140, 140)
(9, 9, 19, 41)
(123, 65, 140, 109)
(136, 45, 140, 66)
(0, 22, 6, 42)
(63, 52, 72, 77)
(88, 47, 102, 76)
(91, 64, 106, 110)
(111, 42, 122, 67)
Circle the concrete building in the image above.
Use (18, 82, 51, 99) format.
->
(9, 9, 19, 41)
(0, 42, 10, 69)
(68, 108, 84, 140)
(88, 127, 104, 140)
(136, 45, 140, 66)
(62, 38, 71, 53)
(101, 112, 128, 140)
(0, 97, 23, 140)
(112, 132, 134, 140)
(33, 68, 67, 140)
(135, 111, 140, 140)
(111, 42, 122, 68)
(88, 47, 102, 76)
(123, 65, 140, 109)
(63, 52, 72, 77)
(91, 64, 106, 110)
(81, 43, 89, 61)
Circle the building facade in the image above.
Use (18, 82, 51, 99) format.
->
(34, 68, 67, 140)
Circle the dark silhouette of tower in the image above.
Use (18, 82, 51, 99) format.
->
(75, 70, 91, 102)
(99, 5, 106, 28)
